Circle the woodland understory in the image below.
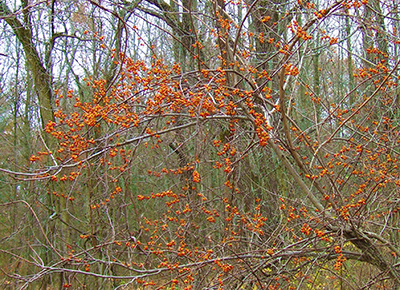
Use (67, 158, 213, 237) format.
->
(1, 0, 400, 289)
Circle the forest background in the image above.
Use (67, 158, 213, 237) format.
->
(0, 0, 400, 289)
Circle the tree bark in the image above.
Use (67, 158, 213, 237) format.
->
(0, 1, 55, 128)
